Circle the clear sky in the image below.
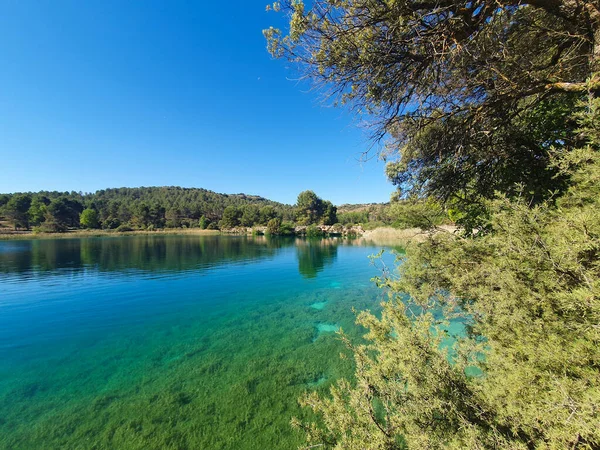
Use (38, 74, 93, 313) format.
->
(0, 1, 394, 205)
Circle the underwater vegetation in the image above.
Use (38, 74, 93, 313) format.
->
(0, 235, 391, 449)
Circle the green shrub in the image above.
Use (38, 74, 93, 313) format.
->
(266, 218, 281, 235)
(198, 216, 209, 229)
(115, 224, 133, 232)
(305, 224, 323, 238)
(330, 223, 344, 234)
(361, 221, 386, 231)
(38, 220, 67, 233)
(279, 222, 295, 236)
(80, 208, 100, 229)
(102, 218, 121, 230)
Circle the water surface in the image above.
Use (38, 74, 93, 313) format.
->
(0, 235, 395, 449)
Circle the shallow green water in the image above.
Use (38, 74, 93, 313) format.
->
(0, 235, 396, 449)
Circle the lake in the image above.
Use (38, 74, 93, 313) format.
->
(0, 235, 398, 449)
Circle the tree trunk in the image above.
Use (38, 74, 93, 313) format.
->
(594, 26, 600, 76)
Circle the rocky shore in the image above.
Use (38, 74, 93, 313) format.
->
(222, 224, 365, 237)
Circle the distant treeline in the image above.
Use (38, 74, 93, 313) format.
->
(0, 187, 344, 233)
(0, 186, 453, 234)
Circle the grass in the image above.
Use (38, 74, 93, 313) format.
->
(0, 228, 221, 241)
(362, 225, 458, 246)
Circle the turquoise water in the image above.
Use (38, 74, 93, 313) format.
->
(0, 235, 395, 449)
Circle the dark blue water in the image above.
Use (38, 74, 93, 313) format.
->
(0, 235, 396, 449)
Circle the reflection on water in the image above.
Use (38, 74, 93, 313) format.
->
(0, 235, 278, 278)
(0, 235, 393, 283)
(0, 235, 370, 281)
(296, 239, 338, 278)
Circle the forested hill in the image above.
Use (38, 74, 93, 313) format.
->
(1, 186, 457, 233)
(0, 186, 297, 232)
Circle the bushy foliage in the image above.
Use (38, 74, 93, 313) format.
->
(3, 194, 32, 230)
(0, 186, 412, 234)
(46, 197, 83, 230)
(337, 210, 369, 226)
(322, 201, 337, 225)
(305, 224, 323, 238)
(294, 98, 600, 449)
(279, 221, 296, 236)
(296, 191, 322, 225)
(296, 190, 337, 225)
(387, 198, 447, 230)
(266, 0, 596, 211)
(336, 201, 449, 230)
(80, 208, 100, 229)
(268, 0, 600, 446)
(0, 187, 295, 232)
(198, 215, 209, 230)
(266, 218, 282, 235)
(28, 196, 49, 227)
(219, 205, 241, 229)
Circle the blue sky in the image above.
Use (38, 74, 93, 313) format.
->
(0, 1, 393, 205)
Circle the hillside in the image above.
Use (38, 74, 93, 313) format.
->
(0, 186, 296, 232)
(336, 202, 390, 225)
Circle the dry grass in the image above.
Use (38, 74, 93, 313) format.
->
(362, 225, 458, 246)
(0, 228, 221, 241)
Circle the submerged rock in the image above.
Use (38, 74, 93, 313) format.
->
(309, 301, 327, 310)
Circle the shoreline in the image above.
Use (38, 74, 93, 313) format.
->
(0, 225, 458, 243)
(0, 228, 221, 240)
(361, 225, 458, 246)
